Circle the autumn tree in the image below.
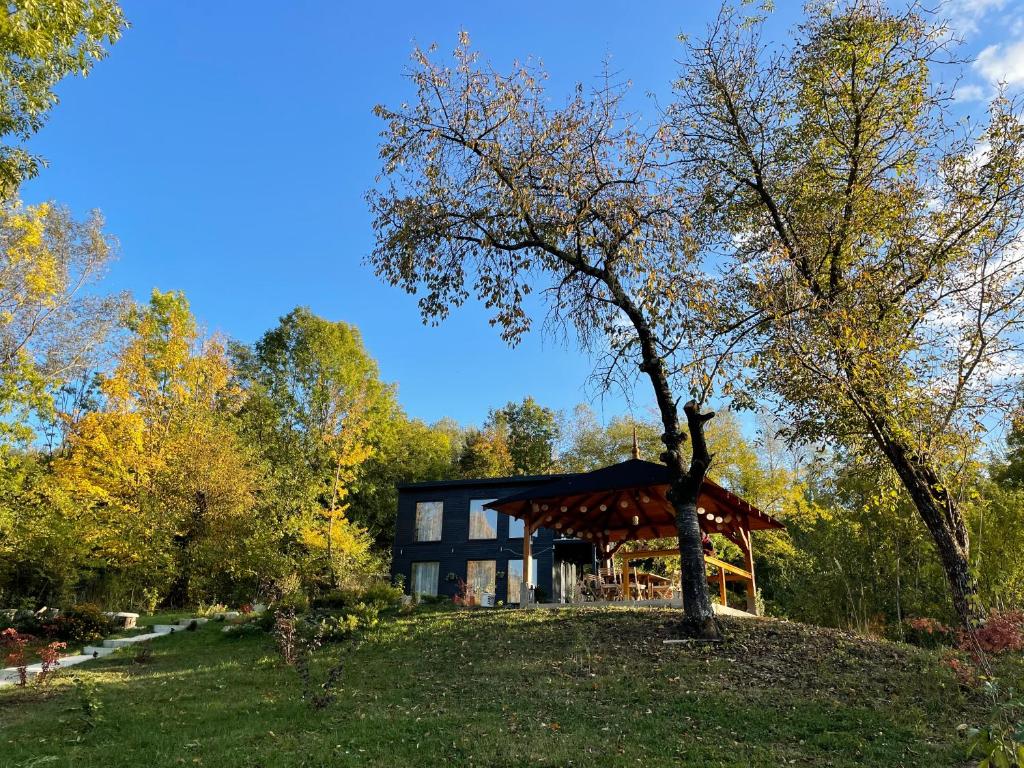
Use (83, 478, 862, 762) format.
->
(59, 290, 251, 606)
(671, 1, 1024, 627)
(561, 405, 664, 473)
(0, 202, 122, 447)
(0, 0, 126, 197)
(369, 35, 726, 636)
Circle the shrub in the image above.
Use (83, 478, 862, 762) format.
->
(905, 617, 954, 649)
(1, 628, 31, 686)
(960, 611, 1024, 657)
(39, 604, 115, 644)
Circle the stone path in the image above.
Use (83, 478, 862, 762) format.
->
(0, 616, 209, 688)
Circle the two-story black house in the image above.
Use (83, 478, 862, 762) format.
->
(391, 474, 595, 604)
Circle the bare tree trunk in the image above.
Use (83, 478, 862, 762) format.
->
(604, 274, 720, 638)
(670, 402, 719, 638)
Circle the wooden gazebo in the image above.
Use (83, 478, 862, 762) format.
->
(487, 458, 784, 613)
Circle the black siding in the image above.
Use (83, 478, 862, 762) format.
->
(391, 479, 558, 602)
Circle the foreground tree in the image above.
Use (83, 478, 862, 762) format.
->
(369, 35, 725, 636)
(0, 0, 126, 197)
(672, 1, 1024, 627)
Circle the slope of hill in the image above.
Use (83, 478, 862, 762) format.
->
(1, 607, 1019, 767)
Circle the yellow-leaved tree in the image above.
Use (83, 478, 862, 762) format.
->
(58, 290, 265, 607)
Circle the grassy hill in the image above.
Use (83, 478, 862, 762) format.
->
(1, 607, 1020, 767)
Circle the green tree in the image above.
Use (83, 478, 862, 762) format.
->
(235, 308, 392, 589)
(561, 405, 662, 472)
(671, 1, 1024, 627)
(489, 397, 561, 475)
(0, 1, 126, 197)
(456, 425, 514, 479)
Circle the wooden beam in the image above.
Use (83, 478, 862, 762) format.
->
(741, 528, 757, 615)
(621, 554, 631, 600)
(718, 565, 727, 606)
(521, 520, 533, 608)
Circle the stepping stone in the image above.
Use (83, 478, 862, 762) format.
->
(152, 625, 178, 634)
(57, 654, 96, 668)
(212, 611, 240, 621)
(102, 632, 162, 649)
(176, 617, 207, 627)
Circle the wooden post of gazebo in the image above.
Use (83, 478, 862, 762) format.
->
(740, 528, 757, 615)
(521, 520, 532, 607)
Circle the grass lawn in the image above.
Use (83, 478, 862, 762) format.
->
(1, 607, 1020, 767)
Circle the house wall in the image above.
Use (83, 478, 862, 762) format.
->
(391, 478, 558, 602)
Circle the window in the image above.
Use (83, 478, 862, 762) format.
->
(411, 562, 439, 598)
(506, 558, 539, 604)
(508, 516, 536, 539)
(468, 498, 498, 539)
(466, 560, 496, 605)
(414, 501, 443, 542)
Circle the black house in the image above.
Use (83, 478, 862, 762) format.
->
(391, 474, 595, 604)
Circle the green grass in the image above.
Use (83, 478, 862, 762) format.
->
(1, 607, 1020, 767)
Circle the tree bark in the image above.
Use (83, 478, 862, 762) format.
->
(670, 401, 720, 638)
(875, 431, 981, 628)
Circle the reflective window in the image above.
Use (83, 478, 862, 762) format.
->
(466, 560, 496, 605)
(506, 558, 539, 604)
(411, 561, 439, 598)
(469, 499, 498, 539)
(414, 501, 443, 542)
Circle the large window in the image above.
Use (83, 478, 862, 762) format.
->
(506, 558, 539, 604)
(468, 498, 498, 539)
(466, 560, 496, 605)
(414, 501, 443, 542)
(411, 561, 439, 598)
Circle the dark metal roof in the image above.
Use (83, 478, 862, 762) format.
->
(396, 472, 570, 491)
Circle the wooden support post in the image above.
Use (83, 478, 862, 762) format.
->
(740, 528, 758, 615)
(521, 521, 533, 608)
(622, 556, 631, 601)
(718, 566, 727, 607)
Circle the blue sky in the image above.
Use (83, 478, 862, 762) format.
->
(18, 0, 1022, 428)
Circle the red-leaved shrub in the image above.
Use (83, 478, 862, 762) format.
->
(959, 610, 1024, 657)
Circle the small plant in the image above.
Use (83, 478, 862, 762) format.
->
(905, 617, 954, 649)
(1, 627, 31, 686)
(963, 679, 1024, 768)
(292, 622, 356, 710)
(70, 676, 103, 732)
(961, 611, 1024, 658)
(452, 578, 476, 607)
(272, 608, 298, 666)
(38, 604, 115, 644)
(36, 641, 67, 685)
(133, 645, 154, 665)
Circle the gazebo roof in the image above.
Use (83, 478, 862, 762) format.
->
(486, 458, 784, 543)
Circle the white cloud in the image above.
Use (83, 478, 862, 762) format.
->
(948, 0, 1007, 35)
(976, 39, 1024, 86)
(953, 83, 988, 102)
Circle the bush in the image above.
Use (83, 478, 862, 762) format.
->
(960, 610, 1024, 657)
(905, 617, 954, 649)
(16, 604, 115, 644)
